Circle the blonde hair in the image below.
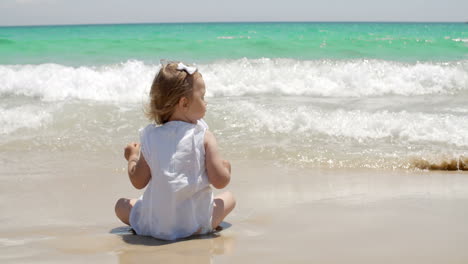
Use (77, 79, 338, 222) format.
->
(146, 62, 201, 124)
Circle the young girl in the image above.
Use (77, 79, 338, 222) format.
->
(114, 62, 236, 241)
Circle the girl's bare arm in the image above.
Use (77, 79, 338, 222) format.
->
(204, 130, 231, 189)
(125, 143, 151, 189)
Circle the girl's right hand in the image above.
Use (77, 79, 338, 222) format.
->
(124, 142, 140, 161)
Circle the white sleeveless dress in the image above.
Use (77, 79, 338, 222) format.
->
(129, 119, 214, 240)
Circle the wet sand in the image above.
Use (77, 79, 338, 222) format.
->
(1, 154, 468, 263)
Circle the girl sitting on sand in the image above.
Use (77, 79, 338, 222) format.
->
(114, 62, 236, 240)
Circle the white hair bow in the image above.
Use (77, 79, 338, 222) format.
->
(176, 62, 197, 75)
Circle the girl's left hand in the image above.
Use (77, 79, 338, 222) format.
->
(124, 142, 140, 161)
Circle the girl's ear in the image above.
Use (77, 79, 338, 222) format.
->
(178, 97, 189, 110)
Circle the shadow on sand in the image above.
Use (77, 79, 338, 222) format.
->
(109, 222, 232, 246)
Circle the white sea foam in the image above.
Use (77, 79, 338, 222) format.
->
(2, 58, 467, 167)
(203, 58, 468, 97)
(452, 38, 468, 43)
(0, 105, 53, 134)
(217, 36, 251, 39)
(0, 59, 467, 102)
(0, 60, 155, 102)
(1, 96, 466, 170)
(213, 101, 468, 147)
(444, 107, 468, 113)
(205, 99, 468, 169)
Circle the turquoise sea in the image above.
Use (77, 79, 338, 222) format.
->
(0, 22, 467, 65)
(1, 22, 467, 169)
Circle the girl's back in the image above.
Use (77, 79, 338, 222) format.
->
(129, 119, 213, 240)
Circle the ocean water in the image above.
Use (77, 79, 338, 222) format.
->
(1, 22, 467, 170)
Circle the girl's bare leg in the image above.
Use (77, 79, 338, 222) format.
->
(212, 191, 236, 229)
(114, 198, 138, 225)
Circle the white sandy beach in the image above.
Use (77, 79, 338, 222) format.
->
(1, 153, 468, 263)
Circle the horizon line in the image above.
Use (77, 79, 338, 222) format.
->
(1, 20, 467, 28)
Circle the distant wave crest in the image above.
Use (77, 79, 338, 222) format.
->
(0, 58, 467, 102)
